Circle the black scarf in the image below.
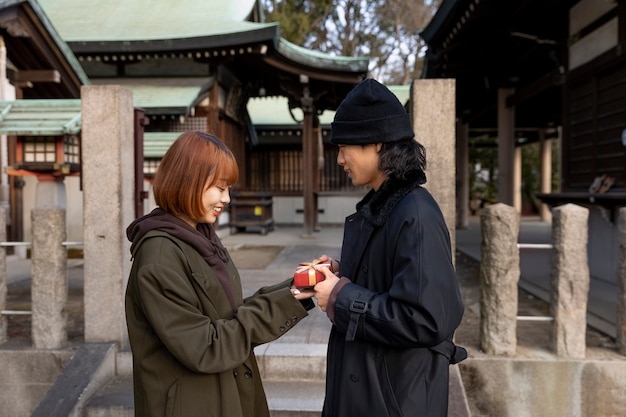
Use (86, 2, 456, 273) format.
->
(127, 208, 237, 311)
(357, 177, 420, 227)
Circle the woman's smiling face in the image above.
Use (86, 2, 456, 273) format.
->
(178, 179, 231, 228)
(199, 181, 231, 225)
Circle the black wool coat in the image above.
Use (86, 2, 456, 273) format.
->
(322, 180, 465, 417)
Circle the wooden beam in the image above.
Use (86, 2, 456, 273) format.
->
(506, 69, 564, 108)
(13, 69, 61, 83)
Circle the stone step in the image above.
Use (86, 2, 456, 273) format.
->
(116, 342, 328, 382)
(263, 380, 325, 417)
(84, 377, 133, 417)
(85, 342, 327, 417)
(254, 342, 327, 382)
(105, 346, 471, 417)
(84, 377, 325, 417)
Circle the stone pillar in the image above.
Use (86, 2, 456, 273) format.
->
(617, 207, 626, 355)
(479, 203, 520, 355)
(456, 121, 469, 229)
(411, 79, 456, 253)
(31, 208, 67, 349)
(551, 203, 589, 358)
(81, 85, 135, 347)
(497, 88, 515, 208)
(0, 207, 6, 344)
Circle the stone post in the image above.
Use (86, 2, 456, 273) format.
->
(551, 203, 589, 358)
(617, 207, 626, 355)
(411, 79, 456, 255)
(479, 203, 520, 355)
(81, 85, 135, 347)
(0, 207, 6, 344)
(31, 208, 67, 349)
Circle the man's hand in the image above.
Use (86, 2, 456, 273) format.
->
(313, 266, 340, 311)
(317, 254, 339, 275)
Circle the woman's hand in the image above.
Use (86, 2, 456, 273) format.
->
(313, 266, 340, 311)
(291, 287, 316, 300)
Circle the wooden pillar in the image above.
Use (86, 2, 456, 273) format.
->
(0, 207, 6, 344)
(313, 119, 322, 232)
(539, 129, 552, 222)
(497, 88, 516, 208)
(617, 207, 626, 355)
(514, 146, 522, 213)
(206, 83, 220, 134)
(301, 88, 315, 238)
(456, 121, 469, 228)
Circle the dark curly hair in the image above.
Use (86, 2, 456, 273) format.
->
(379, 139, 427, 184)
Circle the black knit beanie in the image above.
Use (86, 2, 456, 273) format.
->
(330, 78, 414, 145)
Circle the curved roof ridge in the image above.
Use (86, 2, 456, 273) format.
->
(38, 0, 266, 41)
(276, 38, 369, 73)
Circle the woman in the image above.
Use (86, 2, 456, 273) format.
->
(125, 131, 314, 417)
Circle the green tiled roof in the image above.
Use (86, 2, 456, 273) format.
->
(388, 85, 411, 106)
(91, 78, 214, 115)
(144, 132, 180, 158)
(0, 100, 82, 135)
(37, 0, 272, 41)
(248, 85, 411, 126)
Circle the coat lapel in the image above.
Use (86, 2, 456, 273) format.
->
(341, 213, 375, 279)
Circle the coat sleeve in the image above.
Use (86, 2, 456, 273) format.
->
(131, 239, 309, 374)
(332, 194, 465, 348)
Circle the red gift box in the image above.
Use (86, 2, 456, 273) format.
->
(293, 259, 330, 288)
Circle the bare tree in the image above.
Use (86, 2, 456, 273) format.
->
(262, 0, 439, 84)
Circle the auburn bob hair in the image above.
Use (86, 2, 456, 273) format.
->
(153, 131, 239, 219)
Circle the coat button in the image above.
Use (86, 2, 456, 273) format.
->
(279, 326, 286, 332)
(291, 316, 298, 324)
(350, 373, 359, 382)
(244, 371, 252, 379)
(285, 320, 291, 326)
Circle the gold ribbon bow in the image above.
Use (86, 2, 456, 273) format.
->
(295, 258, 326, 286)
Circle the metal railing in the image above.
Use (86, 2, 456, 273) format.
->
(516, 242, 554, 322)
(0, 241, 83, 318)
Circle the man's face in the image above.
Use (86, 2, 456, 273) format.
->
(336, 143, 386, 190)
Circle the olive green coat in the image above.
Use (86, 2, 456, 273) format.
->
(125, 230, 310, 417)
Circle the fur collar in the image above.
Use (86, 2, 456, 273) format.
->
(357, 178, 420, 227)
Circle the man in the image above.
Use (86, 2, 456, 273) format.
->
(314, 79, 466, 417)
